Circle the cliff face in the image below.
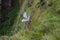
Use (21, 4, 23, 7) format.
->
(0, 0, 1, 12)
(1, 0, 12, 27)
(0, 0, 20, 35)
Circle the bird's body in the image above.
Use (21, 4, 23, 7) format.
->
(22, 11, 30, 22)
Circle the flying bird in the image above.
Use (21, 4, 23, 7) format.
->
(22, 12, 30, 22)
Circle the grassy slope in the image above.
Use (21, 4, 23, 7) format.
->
(10, 0, 60, 40)
(0, 0, 60, 40)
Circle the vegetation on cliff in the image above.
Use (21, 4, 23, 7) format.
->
(0, 0, 60, 40)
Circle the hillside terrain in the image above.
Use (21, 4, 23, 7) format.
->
(0, 0, 60, 40)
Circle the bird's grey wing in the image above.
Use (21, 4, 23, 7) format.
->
(23, 12, 28, 18)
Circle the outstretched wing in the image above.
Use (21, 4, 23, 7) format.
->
(22, 19, 28, 22)
(23, 12, 28, 18)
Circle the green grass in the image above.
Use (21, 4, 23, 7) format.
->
(15, 0, 60, 40)
(0, 0, 60, 40)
